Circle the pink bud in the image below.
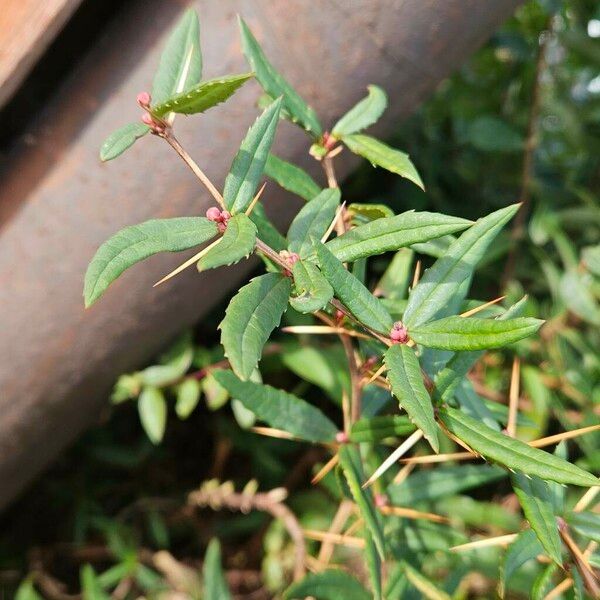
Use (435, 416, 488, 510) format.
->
(335, 431, 349, 444)
(288, 252, 300, 265)
(220, 210, 231, 221)
(137, 91, 151, 107)
(374, 493, 389, 508)
(335, 309, 345, 322)
(141, 113, 154, 126)
(390, 321, 408, 343)
(206, 207, 222, 221)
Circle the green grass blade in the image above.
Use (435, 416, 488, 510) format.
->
(283, 570, 370, 600)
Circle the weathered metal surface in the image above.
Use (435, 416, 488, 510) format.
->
(0, 0, 522, 509)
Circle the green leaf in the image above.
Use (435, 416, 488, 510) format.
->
(387, 464, 505, 505)
(239, 17, 322, 136)
(582, 244, 600, 277)
(223, 98, 282, 213)
(347, 202, 395, 224)
(84, 217, 218, 307)
(439, 407, 599, 486)
(402, 562, 451, 600)
(152, 73, 253, 117)
(467, 116, 523, 153)
(175, 378, 202, 419)
(531, 564, 559, 600)
(138, 387, 167, 444)
(338, 445, 385, 558)
(15, 579, 43, 600)
(290, 260, 334, 313)
(99, 122, 149, 162)
(151, 9, 202, 106)
(284, 570, 370, 600)
(565, 511, 600, 543)
(197, 213, 257, 272)
(326, 211, 472, 263)
(559, 270, 600, 326)
(376, 248, 413, 300)
(213, 370, 337, 443)
(385, 344, 439, 452)
(220, 273, 291, 379)
(264, 154, 321, 201)
(315, 243, 393, 334)
(138, 332, 194, 387)
(350, 415, 415, 443)
(403, 204, 520, 327)
(500, 530, 543, 598)
(410, 316, 543, 351)
(332, 85, 388, 137)
(511, 473, 562, 565)
(80, 565, 111, 600)
(249, 202, 287, 252)
(203, 539, 232, 600)
(288, 188, 340, 256)
(364, 529, 383, 600)
(341, 134, 424, 190)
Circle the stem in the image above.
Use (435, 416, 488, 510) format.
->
(162, 130, 226, 209)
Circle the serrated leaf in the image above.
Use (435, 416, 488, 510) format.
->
(239, 17, 322, 136)
(99, 122, 149, 162)
(315, 243, 393, 334)
(511, 473, 562, 565)
(213, 370, 337, 443)
(152, 73, 253, 116)
(220, 273, 291, 379)
(350, 415, 415, 443)
(410, 316, 543, 351)
(338, 445, 385, 558)
(223, 98, 282, 213)
(175, 378, 202, 419)
(439, 407, 599, 486)
(138, 387, 167, 444)
(283, 570, 370, 600)
(364, 529, 383, 600)
(385, 344, 439, 452)
(84, 217, 218, 307)
(342, 134, 423, 190)
(290, 260, 333, 313)
(500, 529, 543, 598)
(386, 464, 505, 505)
(565, 511, 600, 543)
(531, 564, 558, 600)
(151, 9, 202, 106)
(203, 538, 232, 600)
(347, 202, 395, 225)
(264, 153, 321, 201)
(288, 188, 340, 257)
(332, 85, 388, 137)
(196, 213, 257, 272)
(402, 562, 451, 600)
(326, 211, 472, 263)
(403, 204, 520, 327)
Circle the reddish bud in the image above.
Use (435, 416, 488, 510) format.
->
(141, 113, 154, 126)
(335, 309, 345, 322)
(335, 431, 349, 444)
(220, 210, 231, 221)
(137, 91, 152, 107)
(374, 493, 389, 508)
(206, 207, 222, 221)
(390, 321, 408, 343)
(288, 252, 300, 265)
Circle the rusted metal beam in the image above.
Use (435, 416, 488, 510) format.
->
(0, 0, 522, 510)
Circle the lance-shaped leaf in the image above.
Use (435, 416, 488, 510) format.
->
(219, 273, 291, 380)
(348, 203, 394, 224)
(239, 17, 322, 136)
(338, 445, 385, 558)
(249, 202, 287, 251)
(350, 415, 415, 443)
(500, 530, 543, 598)
(438, 407, 599, 487)
(289, 260, 333, 313)
(151, 9, 202, 105)
(84, 217, 218, 307)
(287, 188, 340, 257)
(387, 464, 505, 505)
(385, 344, 439, 452)
(264, 153, 321, 201)
(223, 97, 282, 213)
(326, 211, 472, 263)
(404, 204, 519, 327)
(402, 562, 451, 600)
(283, 570, 370, 600)
(152, 73, 253, 117)
(315, 243, 393, 334)
(341, 134, 424, 190)
(100, 122, 149, 162)
(332, 85, 388, 137)
(409, 316, 544, 351)
(196, 213, 257, 272)
(213, 370, 337, 443)
(203, 539, 232, 600)
(364, 529, 383, 600)
(138, 387, 167, 444)
(511, 473, 562, 565)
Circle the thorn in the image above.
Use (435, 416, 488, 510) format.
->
(460, 295, 506, 318)
(506, 356, 520, 438)
(365, 363, 387, 385)
(311, 454, 339, 485)
(245, 182, 267, 216)
(321, 202, 346, 243)
(303, 529, 365, 549)
(450, 533, 518, 553)
(411, 260, 422, 289)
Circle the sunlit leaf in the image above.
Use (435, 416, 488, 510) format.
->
(350, 415, 415, 443)
(332, 85, 388, 137)
(284, 570, 370, 600)
(175, 378, 202, 419)
(264, 154, 321, 201)
(99, 122, 149, 162)
(138, 387, 167, 444)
